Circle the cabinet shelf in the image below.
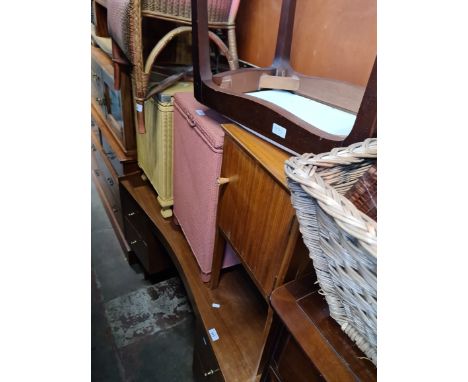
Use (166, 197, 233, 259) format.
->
(270, 274, 377, 381)
(120, 173, 268, 382)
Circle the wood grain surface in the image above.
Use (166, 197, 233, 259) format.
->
(221, 124, 291, 189)
(120, 174, 269, 382)
(236, 0, 376, 86)
(217, 135, 296, 296)
(270, 274, 377, 381)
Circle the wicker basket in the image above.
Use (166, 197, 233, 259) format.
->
(284, 138, 377, 364)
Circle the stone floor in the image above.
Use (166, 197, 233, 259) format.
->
(91, 181, 196, 382)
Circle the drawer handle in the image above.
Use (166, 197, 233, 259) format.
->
(204, 369, 219, 377)
(92, 72, 98, 80)
(130, 240, 137, 245)
(91, 144, 96, 152)
(128, 212, 136, 217)
(217, 177, 230, 185)
(95, 97, 105, 105)
(94, 169, 100, 177)
(107, 177, 114, 186)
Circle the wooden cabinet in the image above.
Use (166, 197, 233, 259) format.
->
(261, 274, 377, 382)
(120, 183, 173, 276)
(91, 123, 130, 254)
(91, 45, 136, 156)
(211, 123, 312, 298)
(91, 80, 139, 257)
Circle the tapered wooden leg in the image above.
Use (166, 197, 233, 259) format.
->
(210, 227, 226, 289)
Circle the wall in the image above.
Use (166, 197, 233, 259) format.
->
(235, 0, 376, 86)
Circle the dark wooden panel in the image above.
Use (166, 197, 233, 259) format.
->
(93, 1, 109, 37)
(120, 185, 173, 275)
(217, 135, 296, 296)
(270, 275, 377, 381)
(275, 335, 325, 382)
(193, 320, 224, 382)
(236, 0, 376, 86)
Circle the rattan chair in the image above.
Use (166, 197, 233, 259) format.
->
(107, 0, 240, 133)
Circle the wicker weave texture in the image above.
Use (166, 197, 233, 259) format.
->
(137, 82, 193, 210)
(142, 0, 233, 24)
(285, 138, 377, 364)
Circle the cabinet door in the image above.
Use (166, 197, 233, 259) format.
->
(217, 136, 296, 296)
(120, 186, 173, 275)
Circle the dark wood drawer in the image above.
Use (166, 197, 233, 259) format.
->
(124, 217, 151, 270)
(120, 185, 173, 275)
(193, 321, 223, 382)
(120, 187, 147, 235)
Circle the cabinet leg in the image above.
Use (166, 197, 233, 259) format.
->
(210, 228, 226, 289)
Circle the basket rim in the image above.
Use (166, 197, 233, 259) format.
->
(285, 138, 377, 258)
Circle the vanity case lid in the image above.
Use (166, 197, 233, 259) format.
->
(174, 92, 227, 151)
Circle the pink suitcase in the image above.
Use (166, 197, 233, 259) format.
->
(173, 92, 239, 282)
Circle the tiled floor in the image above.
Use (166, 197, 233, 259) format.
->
(91, 181, 196, 382)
